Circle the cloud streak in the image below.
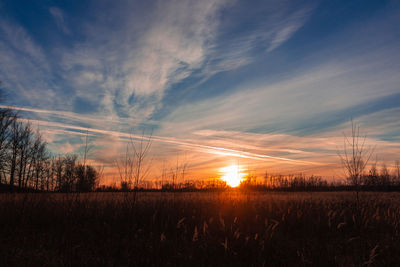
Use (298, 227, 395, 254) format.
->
(49, 7, 70, 34)
(18, 115, 319, 166)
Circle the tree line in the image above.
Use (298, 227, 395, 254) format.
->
(0, 107, 99, 192)
(1, 95, 399, 193)
(97, 167, 400, 192)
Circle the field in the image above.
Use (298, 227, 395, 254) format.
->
(1, 191, 400, 266)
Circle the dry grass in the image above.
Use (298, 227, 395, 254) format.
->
(0, 191, 399, 266)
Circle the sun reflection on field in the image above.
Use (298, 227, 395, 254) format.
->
(219, 165, 246, 187)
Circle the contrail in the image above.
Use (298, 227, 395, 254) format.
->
(0, 105, 143, 125)
(21, 118, 321, 166)
(7, 105, 321, 165)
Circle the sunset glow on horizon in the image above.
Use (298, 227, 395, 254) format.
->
(219, 165, 247, 187)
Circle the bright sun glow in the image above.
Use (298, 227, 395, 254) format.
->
(220, 165, 246, 187)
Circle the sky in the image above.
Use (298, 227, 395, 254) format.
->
(0, 0, 399, 184)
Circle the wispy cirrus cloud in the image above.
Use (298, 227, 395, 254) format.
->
(267, 8, 311, 52)
(160, 42, 400, 137)
(188, 5, 313, 85)
(49, 7, 70, 35)
(1, 0, 314, 123)
(0, 19, 59, 108)
(56, 0, 313, 121)
(57, 0, 233, 120)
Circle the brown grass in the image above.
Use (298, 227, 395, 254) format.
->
(0, 191, 399, 266)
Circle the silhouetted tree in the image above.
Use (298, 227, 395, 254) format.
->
(380, 163, 390, 188)
(76, 164, 99, 192)
(365, 161, 379, 188)
(30, 131, 48, 190)
(395, 160, 400, 186)
(116, 145, 134, 190)
(131, 130, 152, 190)
(0, 109, 16, 183)
(17, 123, 32, 188)
(60, 154, 78, 192)
(338, 120, 374, 199)
(116, 129, 152, 193)
(8, 119, 23, 188)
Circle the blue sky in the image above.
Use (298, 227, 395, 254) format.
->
(0, 0, 399, 182)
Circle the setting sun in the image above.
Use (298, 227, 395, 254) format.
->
(219, 165, 246, 187)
